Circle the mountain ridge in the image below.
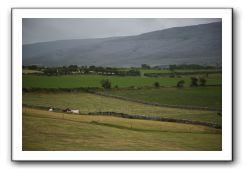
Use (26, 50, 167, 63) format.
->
(23, 22, 222, 67)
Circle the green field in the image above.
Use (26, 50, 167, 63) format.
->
(23, 107, 221, 151)
(23, 92, 221, 125)
(106, 87, 222, 110)
(23, 74, 221, 89)
(22, 70, 222, 151)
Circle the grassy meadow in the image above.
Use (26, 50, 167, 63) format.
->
(23, 92, 221, 125)
(22, 68, 222, 151)
(23, 74, 221, 89)
(106, 86, 222, 110)
(23, 107, 221, 151)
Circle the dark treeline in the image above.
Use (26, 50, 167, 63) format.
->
(169, 64, 221, 70)
(23, 64, 221, 76)
(144, 70, 221, 78)
(23, 65, 140, 76)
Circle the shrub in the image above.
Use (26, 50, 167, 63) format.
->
(100, 79, 111, 89)
(154, 82, 160, 88)
(190, 77, 199, 87)
(177, 80, 185, 88)
(199, 77, 207, 86)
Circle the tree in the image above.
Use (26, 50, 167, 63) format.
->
(177, 80, 185, 88)
(68, 65, 78, 72)
(199, 77, 207, 86)
(28, 65, 38, 70)
(154, 82, 160, 88)
(169, 64, 177, 71)
(101, 79, 111, 89)
(190, 77, 198, 87)
(141, 64, 151, 69)
(43, 67, 58, 76)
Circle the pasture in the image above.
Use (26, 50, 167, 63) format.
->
(23, 74, 221, 89)
(23, 92, 221, 125)
(106, 86, 222, 110)
(22, 68, 222, 151)
(23, 107, 221, 151)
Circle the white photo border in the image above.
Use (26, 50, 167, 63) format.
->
(12, 8, 233, 161)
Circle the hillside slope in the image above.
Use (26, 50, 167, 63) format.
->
(23, 22, 222, 67)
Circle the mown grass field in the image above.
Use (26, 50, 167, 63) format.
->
(23, 92, 221, 125)
(22, 69, 43, 74)
(23, 107, 221, 151)
(106, 86, 222, 110)
(23, 74, 221, 89)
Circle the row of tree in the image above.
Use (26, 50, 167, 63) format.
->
(154, 77, 207, 89)
(100, 77, 207, 89)
(32, 65, 141, 76)
(169, 64, 220, 71)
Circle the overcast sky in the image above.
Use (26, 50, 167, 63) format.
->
(23, 18, 221, 44)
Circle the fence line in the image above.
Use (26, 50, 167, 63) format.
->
(23, 104, 221, 129)
(88, 112, 221, 129)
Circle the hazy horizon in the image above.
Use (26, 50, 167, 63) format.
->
(23, 18, 221, 45)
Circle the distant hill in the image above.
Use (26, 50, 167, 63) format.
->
(23, 22, 222, 67)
